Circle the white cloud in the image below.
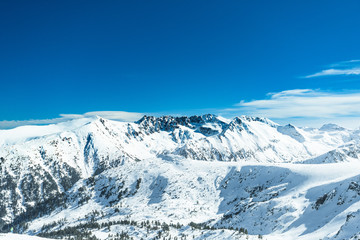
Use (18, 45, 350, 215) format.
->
(0, 111, 144, 129)
(61, 111, 144, 122)
(305, 60, 360, 78)
(234, 89, 360, 118)
(330, 59, 360, 67)
(221, 89, 360, 128)
(306, 68, 360, 78)
(0, 118, 66, 129)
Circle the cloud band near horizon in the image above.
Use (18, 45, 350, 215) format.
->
(0, 111, 144, 129)
(223, 89, 360, 120)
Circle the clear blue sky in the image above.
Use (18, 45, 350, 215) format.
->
(1, 1, 360, 127)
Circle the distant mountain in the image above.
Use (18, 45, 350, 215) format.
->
(1, 115, 360, 240)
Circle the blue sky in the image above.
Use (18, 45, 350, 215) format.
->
(1, 0, 360, 128)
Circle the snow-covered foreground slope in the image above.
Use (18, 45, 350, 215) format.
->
(0, 233, 53, 239)
(21, 158, 360, 240)
(1, 115, 360, 239)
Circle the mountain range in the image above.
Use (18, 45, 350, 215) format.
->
(1, 114, 360, 239)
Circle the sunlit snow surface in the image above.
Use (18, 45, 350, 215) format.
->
(0, 233, 52, 239)
(1, 115, 360, 240)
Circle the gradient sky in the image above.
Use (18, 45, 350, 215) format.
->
(1, 1, 360, 128)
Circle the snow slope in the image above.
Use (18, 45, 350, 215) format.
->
(0, 233, 53, 240)
(1, 115, 360, 239)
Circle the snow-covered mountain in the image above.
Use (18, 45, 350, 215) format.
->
(1, 114, 360, 240)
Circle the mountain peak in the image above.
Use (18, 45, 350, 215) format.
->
(135, 114, 225, 132)
(320, 123, 346, 131)
(277, 124, 305, 143)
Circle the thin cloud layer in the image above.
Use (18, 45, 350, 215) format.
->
(60, 111, 144, 122)
(232, 89, 360, 118)
(305, 60, 360, 78)
(0, 111, 144, 129)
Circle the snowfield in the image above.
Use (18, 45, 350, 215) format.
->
(1, 115, 360, 239)
(0, 233, 53, 239)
